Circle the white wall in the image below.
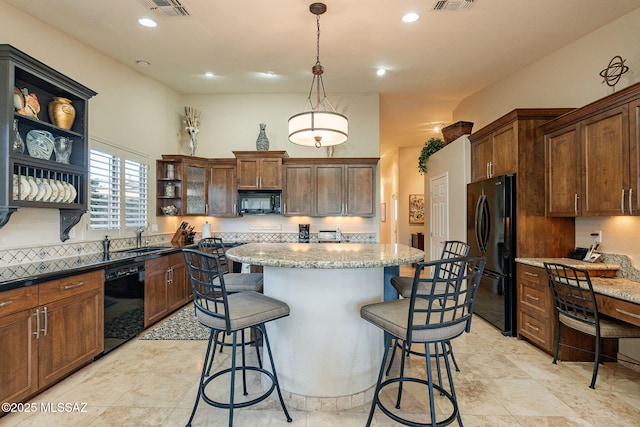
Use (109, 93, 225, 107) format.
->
(422, 136, 471, 261)
(395, 146, 424, 247)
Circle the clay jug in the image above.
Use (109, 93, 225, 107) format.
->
(48, 97, 76, 130)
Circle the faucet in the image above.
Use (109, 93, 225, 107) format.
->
(136, 226, 145, 249)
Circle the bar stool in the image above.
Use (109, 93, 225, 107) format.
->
(198, 237, 263, 293)
(545, 262, 640, 389)
(387, 240, 470, 374)
(361, 256, 485, 427)
(183, 249, 292, 427)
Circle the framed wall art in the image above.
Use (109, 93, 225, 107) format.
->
(409, 194, 424, 224)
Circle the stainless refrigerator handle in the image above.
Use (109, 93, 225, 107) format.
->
(474, 195, 483, 253)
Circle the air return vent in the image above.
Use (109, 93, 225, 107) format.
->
(142, 0, 190, 16)
(432, 0, 475, 11)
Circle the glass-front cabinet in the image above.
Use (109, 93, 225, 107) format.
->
(0, 44, 96, 240)
(184, 162, 207, 215)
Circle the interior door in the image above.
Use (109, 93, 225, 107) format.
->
(429, 173, 448, 261)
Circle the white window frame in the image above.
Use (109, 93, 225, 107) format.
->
(87, 140, 149, 238)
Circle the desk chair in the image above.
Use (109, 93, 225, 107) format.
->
(387, 240, 470, 374)
(361, 256, 485, 427)
(183, 249, 291, 427)
(544, 262, 640, 389)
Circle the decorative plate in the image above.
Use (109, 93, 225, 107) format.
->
(42, 179, 53, 202)
(68, 183, 77, 203)
(12, 174, 19, 201)
(27, 176, 38, 201)
(54, 180, 66, 202)
(35, 178, 46, 201)
(26, 130, 54, 160)
(19, 176, 30, 200)
(61, 181, 71, 203)
(49, 179, 59, 202)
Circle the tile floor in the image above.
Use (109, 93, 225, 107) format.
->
(3, 309, 640, 426)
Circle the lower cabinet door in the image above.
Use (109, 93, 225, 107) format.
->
(167, 253, 189, 312)
(38, 288, 103, 388)
(0, 308, 39, 405)
(144, 256, 169, 328)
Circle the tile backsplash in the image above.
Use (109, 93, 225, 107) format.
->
(0, 232, 377, 268)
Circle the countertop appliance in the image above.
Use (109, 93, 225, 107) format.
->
(466, 174, 517, 336)
(238, 191, 281, 215)
(317, 230, 341, 243)
(101, 260, 145, 357)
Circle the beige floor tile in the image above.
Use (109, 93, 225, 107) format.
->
(86, 406, 173, 426)
(487, 378, 579, 417)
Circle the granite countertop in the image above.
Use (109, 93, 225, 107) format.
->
(515, 257, 620, 271)
(516, 257, 640, 305)
(226, 243, 425, 269)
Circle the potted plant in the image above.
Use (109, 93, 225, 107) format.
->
(417, 137, 444, 174)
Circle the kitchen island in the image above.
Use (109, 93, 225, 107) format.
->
(226, 242, 424, 409)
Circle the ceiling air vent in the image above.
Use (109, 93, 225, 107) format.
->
(142, 0, 190, 17)
(432, 0, 475, 11)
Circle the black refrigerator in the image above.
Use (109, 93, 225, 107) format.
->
(466, 174, 517, 336)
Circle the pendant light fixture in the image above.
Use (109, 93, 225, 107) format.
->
(288, 2, 348, 148)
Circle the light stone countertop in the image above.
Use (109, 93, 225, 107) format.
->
(226, 243, 425, 269)
(516, 257, 640, 304)
(515, 257, 620, 271)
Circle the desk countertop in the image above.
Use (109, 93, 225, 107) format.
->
(516, 257, 640, 305)
(226, 243, 425, 269)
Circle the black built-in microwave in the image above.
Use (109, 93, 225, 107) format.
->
(238, 191, 281, 214)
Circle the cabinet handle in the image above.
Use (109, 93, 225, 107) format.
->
(525, 293, 540, 301)
(42, 307, 48, 336)
(256, 176, 259, 188)
(525, 322, 539, 332)
(34, 309, 40, 338)
(233, 203, 237, 216)
(621, 189, 626, 214)
(64, 281, 86, 290)
(574, 194, 579, 216)
(523, 271, 539, 277)
(486, 162, 490, 178)
(629, 188, 634, 215)
(490, 161, 494, 177)
(616, 308, 640, 320)
(0, 300, 13, 308)
(259, 176, 262, 188)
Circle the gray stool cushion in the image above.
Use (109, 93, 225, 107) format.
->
(559, 313, 640, 338)
(361, 298, 465, 343)
(216, 273, 263, 293)
(391, 276, 449, 299)
(196, 291, 289, 332)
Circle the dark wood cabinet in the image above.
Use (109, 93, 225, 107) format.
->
(470, 121, 518, 182)
(234, 151, 287, 190)
(208, 159, 237, 217)
(0, 270, 103, 405)
(283, 158, 378, 217)
(543, 82, 640, 217)
(0, 45, 96, 239)
(144, 252, 189, 328)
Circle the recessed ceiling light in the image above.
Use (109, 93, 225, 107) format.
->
(402, 12, 420, 23)
(136, 60, 150, 67)
(204, 72, 214, 78)
(263, 71, 277, 77)
(376, 68, 387, 76)
(138, 18, 157, 28)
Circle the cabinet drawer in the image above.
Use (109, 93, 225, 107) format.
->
(39, 270, 104, 304)
(0, 286, 38, 317)
(517, 264, 546, 287)
(519, 311, 552, 350)
(596, 294, 640, 328)
(518, 281, 548, 314)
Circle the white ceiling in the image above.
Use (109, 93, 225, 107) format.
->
(5, 0, 640, 156)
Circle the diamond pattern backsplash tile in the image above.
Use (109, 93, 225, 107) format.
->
(0, 232, 377, 268)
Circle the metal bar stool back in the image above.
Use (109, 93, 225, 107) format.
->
(198, 237, 264, 293)
(183, 249, 292, 427)
(544, 262, 640, 389)
(361, 255, 486, 427)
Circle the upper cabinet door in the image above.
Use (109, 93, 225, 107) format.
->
(491, 122, 518, 177)
(208, 162, 237, 217)
(630, 99, 640, 215)
(345, 165, 375, 217)
(259, 158, 283, 190)
(316, 165, 344, 216)
(283, 165, 313, 215)
(470, 136, 492, 182)
(546, 125, 581, 216)
(581, 106, 630, 216)
(236, 158, 260, 190)
(184, 162, 208, 215)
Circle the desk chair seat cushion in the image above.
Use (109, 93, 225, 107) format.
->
(391, 276, 450, 299)
(216, 272, 263, 293)
(559, 313, 640, 338)
(195, 291, 289, 332)
(361, 298, 466, 343)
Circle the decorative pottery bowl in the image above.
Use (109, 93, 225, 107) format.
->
(26, 130, 54, 160)
(161, 205, 178, 216)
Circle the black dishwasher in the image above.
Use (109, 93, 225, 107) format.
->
(100, 260, 145, 357)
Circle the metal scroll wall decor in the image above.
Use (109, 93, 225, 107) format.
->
(599, 55, 629, 91)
